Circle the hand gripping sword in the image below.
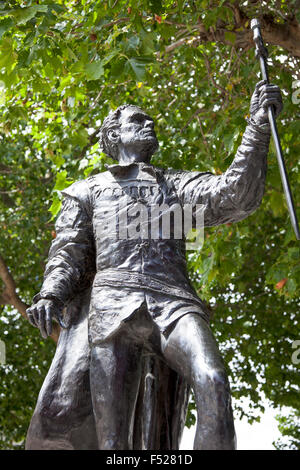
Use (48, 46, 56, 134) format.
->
(251, 18, 300, 240)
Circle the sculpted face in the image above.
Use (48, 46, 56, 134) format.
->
(111, 106, 159, 163)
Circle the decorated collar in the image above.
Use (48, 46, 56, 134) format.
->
(104, 161, 158, 179)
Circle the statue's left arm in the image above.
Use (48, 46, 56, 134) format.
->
(26, 180, 95, 337)
(174, 81, 283, 226)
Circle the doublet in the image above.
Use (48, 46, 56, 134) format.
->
(33, 122, 270, 343)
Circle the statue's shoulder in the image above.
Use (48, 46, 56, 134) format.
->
(60, 179, 94, 216)
(61, 179, 90, 199)
(85, 170, 114, 188)
(61, 171, 114, 201)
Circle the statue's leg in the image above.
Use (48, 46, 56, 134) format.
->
(90, 336, 143, 450)
(161, 313, 236, 450)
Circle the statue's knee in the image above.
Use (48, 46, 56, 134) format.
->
(210, 368, 228, 388)
(194, 367, 229, 396)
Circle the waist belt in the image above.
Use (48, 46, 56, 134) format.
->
(93, 268, 207, 310)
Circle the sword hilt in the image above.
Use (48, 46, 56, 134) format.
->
(251, 19, 268, 60)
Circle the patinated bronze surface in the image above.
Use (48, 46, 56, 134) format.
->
(25, 81, 282, 450)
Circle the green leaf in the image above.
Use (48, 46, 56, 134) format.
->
(49, 192, 62, 218)
(269, 192, 285, 217)
(71, 128, 89, 148)
(52, 154, 65, 168)
(102, 50, 120, 66)
(141, 31, 155, 55)
(147, 0, 163, 14)
(127, 35, 140, 50)
(127, 58, 151, 80)
(12, 5, 48, 25)
(0, 38, 16, 70)
(0, 18, 13, 39)
(266, 262, 288, 284)
(85, 61, 104, 80)
(110, 57, 126, 79)
(285, 278, 297, 295)
(287, 247, 300, 261)
(223, 129, 240, 154)
(54, 171, 73, 191)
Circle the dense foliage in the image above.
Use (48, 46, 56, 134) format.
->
(0, 0, 299, 449)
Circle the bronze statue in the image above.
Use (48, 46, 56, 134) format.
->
(25, 80, 282, 450)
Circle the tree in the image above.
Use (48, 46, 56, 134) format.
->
(0, 0, 299, 449)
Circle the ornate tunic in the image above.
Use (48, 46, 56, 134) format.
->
(33, 122, 270, 343)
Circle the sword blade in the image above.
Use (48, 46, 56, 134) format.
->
(251, 18, 300, 240)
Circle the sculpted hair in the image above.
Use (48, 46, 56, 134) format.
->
(99, 104, 143, 160)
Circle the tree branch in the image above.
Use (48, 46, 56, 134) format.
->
(0, 254, 59, 342)
(0, 193, 16, 208)
(180, 107, 207, 133)
(0, 163, 12, 173)
(162, 11, 300, 58)
(202, 52, 228, 96)
(69, 9, 300, 57)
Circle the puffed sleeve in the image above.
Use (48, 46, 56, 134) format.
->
(32, 180, 95, 307)
(169, 121, 270, 226)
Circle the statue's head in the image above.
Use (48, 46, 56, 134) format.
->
(99, 104, 159, 163)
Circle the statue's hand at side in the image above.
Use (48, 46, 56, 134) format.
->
(250, 79, 283, 126)
(26, 299, 67, 339)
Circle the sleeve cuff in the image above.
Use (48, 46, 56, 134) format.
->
(32, 293, 65, 308)
(246, 117, 271, 135)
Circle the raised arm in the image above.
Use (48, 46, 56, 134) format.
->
(26, 180, 95, 338)
(173, 81, 283, 226)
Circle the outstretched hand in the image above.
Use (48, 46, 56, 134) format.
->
(250, 80, 283, 126)
(26, 299, 67, 339)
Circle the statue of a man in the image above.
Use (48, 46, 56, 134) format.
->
(26, 80, 282, 450)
